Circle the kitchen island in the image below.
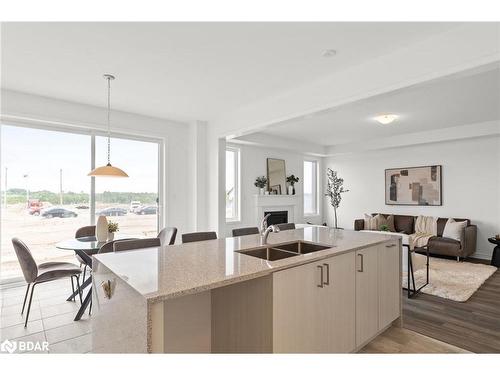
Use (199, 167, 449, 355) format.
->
(91, 227, 402, 353)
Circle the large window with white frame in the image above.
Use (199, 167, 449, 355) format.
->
(225, 147, 240, 221)
(303, 159, 318, 215)
(0, 123, 162, 282)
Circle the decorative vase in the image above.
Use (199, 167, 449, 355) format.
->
(108, 232, 114, 241)
(288, 185, 294, 195)
(96, 215, 108, 242)
(259, 188, 265, 195)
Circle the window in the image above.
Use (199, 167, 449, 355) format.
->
(0, 123, 162, 282)
(304, 160, 318, 215)
(95, 135, 159, 237)
(225, 147, 240, 221)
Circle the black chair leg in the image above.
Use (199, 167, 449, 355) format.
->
(24, 283, 36, 327)
(70, 276, 76, 301)
(74, 276, 83, 304)
(21, 283, 31, 315)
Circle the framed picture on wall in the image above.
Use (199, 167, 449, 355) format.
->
(385, 165, 442, 206)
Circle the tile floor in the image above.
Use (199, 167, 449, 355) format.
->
(0, 278, 91, 354)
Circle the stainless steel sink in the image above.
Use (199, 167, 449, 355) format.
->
(236, 247, 299, 261)
(273, 241, 332, 254)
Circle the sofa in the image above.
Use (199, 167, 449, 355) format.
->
(354, 213, 477, 259)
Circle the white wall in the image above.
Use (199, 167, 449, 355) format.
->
(207, 23, 500, 232)
(323, 136, 500, 259)
(1, 89, 197, 237)
(224, 142, 324, 237)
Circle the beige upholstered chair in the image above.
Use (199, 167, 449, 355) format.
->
(157, 227, 178, 246)
(113, 238, 161, 252)
(12, 238, 82, 327)
(97, 240, 117, 254)
(277, 223, 296, 231)
(75, 225, 95, 238)
(74, 225, 96, 282)
(181, 231, 217, 243)
(232, 227, 259, 237)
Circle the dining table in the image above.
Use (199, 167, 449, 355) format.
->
(55, 234, 138, 321)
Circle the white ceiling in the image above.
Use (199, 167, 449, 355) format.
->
(1, 22, 462, 122)
(243, 64, 500, 146)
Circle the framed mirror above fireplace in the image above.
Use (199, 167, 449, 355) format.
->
(267, 158, 286, 195)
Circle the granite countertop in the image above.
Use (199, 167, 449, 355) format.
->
(93, 227, 395, 303)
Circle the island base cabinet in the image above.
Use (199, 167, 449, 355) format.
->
(273, 252, 356, 353)
(378, 240, 402, 330)
(355, 246, 379, 348)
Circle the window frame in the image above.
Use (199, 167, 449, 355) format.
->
(225, 146, 241, 222)
(303, 158, 319, 216)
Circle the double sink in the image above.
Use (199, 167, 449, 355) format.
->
(236, 241, 332, 261)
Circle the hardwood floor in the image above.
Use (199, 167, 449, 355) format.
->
(403, 259, 500, 353)
(360, 327, 469, 353)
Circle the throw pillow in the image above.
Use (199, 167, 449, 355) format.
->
(364, 214, 379, 230)
(376, 214, 396, 232)
(443, 218, 467, 242)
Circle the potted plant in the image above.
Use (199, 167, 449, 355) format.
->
(254, 176, 268, 195)
(286, 174, 299, 195)
(108, 221, 119, 241)
(325, 168, 349, 229)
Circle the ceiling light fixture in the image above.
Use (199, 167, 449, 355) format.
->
(322, 49, 337, 58)
(88, 74, 129, 178)
(374, 114, 399, 125)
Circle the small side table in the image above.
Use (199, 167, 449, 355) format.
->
(488, 237, 500, 267)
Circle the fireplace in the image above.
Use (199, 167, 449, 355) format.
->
(264, 211, 288, 226)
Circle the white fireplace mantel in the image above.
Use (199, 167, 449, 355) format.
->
(254, 194, 301, 224)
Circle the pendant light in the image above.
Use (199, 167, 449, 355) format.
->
(88, 74, 128, 177)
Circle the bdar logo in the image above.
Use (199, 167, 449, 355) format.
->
(1, 339, 17, 354)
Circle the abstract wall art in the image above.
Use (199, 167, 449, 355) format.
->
(385, 165, 442, 206)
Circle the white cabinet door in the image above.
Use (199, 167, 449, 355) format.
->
(355, 246, 379, 347)
(273, 258, 326, 353)
(378, 241, 401, 329)
(323, 252, 356, 353)
(273, 252, 356, 353)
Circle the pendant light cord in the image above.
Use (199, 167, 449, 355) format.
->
(107, 76, 111, 165)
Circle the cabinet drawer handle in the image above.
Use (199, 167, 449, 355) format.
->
(357, 254, 364, 272)
(317, 265, 324, 288)
(323, 263, 330, 286)
(385, 243, 396, 248)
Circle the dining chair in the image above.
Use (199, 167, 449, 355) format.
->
(113, 238, 161, 252)
(74, 225, 96, 283)
(277, 223, 296, 231)
(232, 227, 259, 237)
(158, 227, 178, 246)
(12, 238, 82, 327)
(181, 231, 217, 243)
(97, 240, 117, 254)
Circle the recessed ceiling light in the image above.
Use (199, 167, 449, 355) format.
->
(374, 114, 399, 125)
(322, 49, 337, 58)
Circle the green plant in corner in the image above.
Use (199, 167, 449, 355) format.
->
(380, 224, 389, 232)
(325, 168, 349, 229)
(108, 221, 119, 233)
(254, 176, 268, 189)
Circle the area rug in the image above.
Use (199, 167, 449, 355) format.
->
(402, 256, 497, 302)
